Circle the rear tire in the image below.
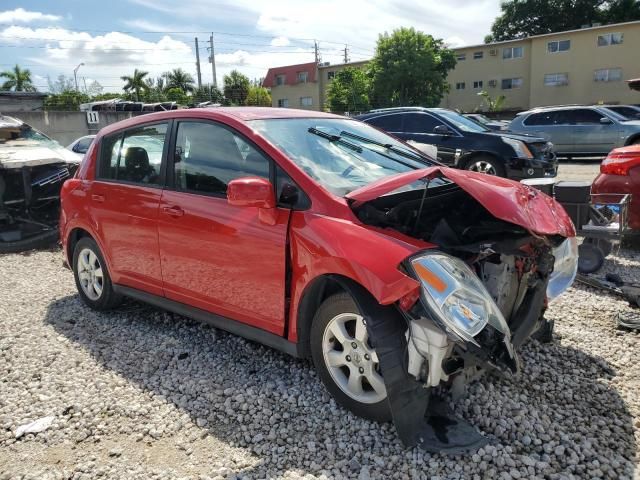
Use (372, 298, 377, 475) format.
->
(463, 155, 506, 177)
(72, 237, 122, 310)
(310, 292, 391, 422)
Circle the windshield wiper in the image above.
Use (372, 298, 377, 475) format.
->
(339, 130, 432, 163)
(307, 127, 362, 153)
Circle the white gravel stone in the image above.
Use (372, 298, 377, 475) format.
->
(0, 247, 639, 479)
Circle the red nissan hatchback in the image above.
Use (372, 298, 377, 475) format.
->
(60, 107, 577, 447)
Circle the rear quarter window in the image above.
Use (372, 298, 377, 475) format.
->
(365, 114, 403, 132)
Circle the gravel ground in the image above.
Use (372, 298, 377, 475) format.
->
(1, 247, 639, 480)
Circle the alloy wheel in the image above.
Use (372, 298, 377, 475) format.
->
(77, 247, 104, 301)
(321, 312, 386, 404)
(468, 160, 497, 175)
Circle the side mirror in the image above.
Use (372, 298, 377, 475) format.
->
(600, 117, 613, 125)
(433, 125, 452, 135)
(227, 177, 276, 209)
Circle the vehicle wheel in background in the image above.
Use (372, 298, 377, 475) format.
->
(577, 242, 605, 274)
(463, 156, 506, 177)
(72, 237, 122, 310)
(310, 292, 391, 422)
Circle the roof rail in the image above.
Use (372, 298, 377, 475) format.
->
(368, 106, 427, 113)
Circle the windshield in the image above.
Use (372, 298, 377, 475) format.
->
(0, 124, 57, 146)
(436, 109, 490, 133)
(250, 118, 432, 196)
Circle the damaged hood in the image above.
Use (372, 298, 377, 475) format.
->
(346, 167, 575, 238)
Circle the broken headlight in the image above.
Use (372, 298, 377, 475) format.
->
(547, 237, 578, 301)
(409, 252, 510, 346)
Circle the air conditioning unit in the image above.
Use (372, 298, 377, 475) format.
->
(488, 79, 497, 88)
(489, 49, 498, 56)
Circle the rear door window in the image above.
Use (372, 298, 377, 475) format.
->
(172, 121, 270, 195)
(557, 109, 603, 125)
(366, 114, 403, 132)
(523, 112, 557, 126)
(403, 113, 440, 133)
(98, 122, 168, 185)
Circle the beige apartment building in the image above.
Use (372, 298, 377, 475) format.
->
(263, 21, 640, 113)
(262, 60, 368, 111)
(442, 20, 640, 112)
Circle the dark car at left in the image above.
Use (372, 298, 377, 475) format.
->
(356, 107, 557, 179)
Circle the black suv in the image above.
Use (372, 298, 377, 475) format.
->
(356, 107, 557, 179)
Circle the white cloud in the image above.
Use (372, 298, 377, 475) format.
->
(270, 36, 290, 47)
(444, 36, 467, 48)
(0, 8, 62, 23)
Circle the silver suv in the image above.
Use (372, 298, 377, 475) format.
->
(509, 105, 640, 157)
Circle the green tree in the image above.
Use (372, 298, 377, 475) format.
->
(44, 90, 90, 111)
(0, 64, 36, 92)
(486, 0, 640, 42)
(326, 67, 371, 113)
(369, 27, 456, 108)
(163, 68, 195, 93)
(120, 69, 149, 101)
(477, 90, 507, 112)
(165, 87, 188, 105)
(192, 84, 225, 104)
(223, 70, 251, 105)
(245, 85, 272, 106)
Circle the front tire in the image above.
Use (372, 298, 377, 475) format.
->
(464, 155, 506, 177)
(310, 292, 391, 422)
(72, 237, 122, 310)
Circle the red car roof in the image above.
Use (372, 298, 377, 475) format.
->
(97, 107, 343, 137)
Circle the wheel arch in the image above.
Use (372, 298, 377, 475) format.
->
(624, 133, 640, 146)
(295, 273, 396, 359)
(66, 227, 93, 266)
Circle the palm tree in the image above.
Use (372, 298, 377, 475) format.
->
(120, 69, 149, 101)
(163, 68, 195, 93)
(0, 64, 36, 92)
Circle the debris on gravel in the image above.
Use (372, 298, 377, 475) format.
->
(0, 248, 638, 479)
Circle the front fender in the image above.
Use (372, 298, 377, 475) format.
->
(287, 212, 431, 341)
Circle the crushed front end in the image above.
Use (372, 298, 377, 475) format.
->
(347, 167, 577, 452)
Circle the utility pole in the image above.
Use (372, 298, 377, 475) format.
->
(314, 41, 319, 64)
(343, 45, 349, 64)
(195, 37, 202, 89)
(209, 34, 217, 88)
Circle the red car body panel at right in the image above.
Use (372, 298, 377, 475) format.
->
(592, 145, 640, 231)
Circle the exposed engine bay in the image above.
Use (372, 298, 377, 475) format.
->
(347, 174, 576, 453)
(0, 115, 79, 253)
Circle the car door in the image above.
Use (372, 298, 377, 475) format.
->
(400, 112, 459, 165)
(157, 119, 290, 335)
(522, 111, 574, 155)
(89, 122, 168, 296)
(563, 108, 617, 155)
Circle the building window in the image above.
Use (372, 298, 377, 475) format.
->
(501, 77, 523, 89)
(456, 53, 466, 61)
(548, 40, 571, 53)
(327, 71, 335, 80)
(503, 46, 523, 59)
(594, 68, 622, 82)
(473, 51, 483, 59)
(275, 74, 285, 86)
(277, 98, 289, 108)
(544, 73, 569, 86)
(455, 82, 466, 90)
(297, 71, 308, 83)
(598, 32, 623, 46)
(300, 96, 313, 107)
(473, 80, 483, 89)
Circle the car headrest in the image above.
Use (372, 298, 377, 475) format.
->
(124, 146, 150, 170)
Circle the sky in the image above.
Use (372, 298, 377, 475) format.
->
(0, 0, 501, 93)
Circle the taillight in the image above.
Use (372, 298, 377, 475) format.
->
(600, 151, 640, 176)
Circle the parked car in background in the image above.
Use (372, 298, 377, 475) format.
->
(60, 107, 577, 449)
(464, 113, 509, 131)
(66, 134, 96, 157)
(0, 115, 79, 253)
(601, 105, 640, 120)
(591, 144, 640, 231)
(509, 105, 640, 158)
(356, 107, 557, 179)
